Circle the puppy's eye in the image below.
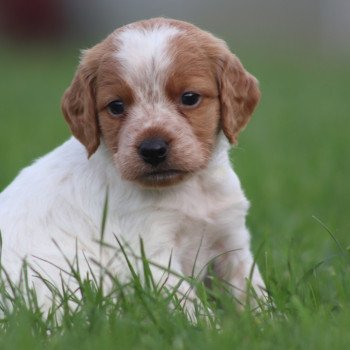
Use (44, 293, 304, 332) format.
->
(107, 100, 124, 116)
(181, 92, 201, 106)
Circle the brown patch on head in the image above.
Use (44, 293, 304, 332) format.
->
(163, 19, 260, 145)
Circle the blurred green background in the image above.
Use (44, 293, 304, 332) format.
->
(0, 0, 349, 312)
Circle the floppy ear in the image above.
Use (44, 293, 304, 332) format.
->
(61, 49, 100, 157)
(219, 52, 261, 144)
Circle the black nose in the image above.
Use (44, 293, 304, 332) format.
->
(138, 138, 168, 166)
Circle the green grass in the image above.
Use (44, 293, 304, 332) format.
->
(1, 45, 350, 349)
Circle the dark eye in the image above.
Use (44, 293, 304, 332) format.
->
(107, 100, 124, 116)
(181, 92, 201, 106)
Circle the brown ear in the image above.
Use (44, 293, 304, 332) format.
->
(61, 49, 100, 157)
(219, 52, 261, 144)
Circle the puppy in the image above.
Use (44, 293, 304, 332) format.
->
(0, 18, 266, 315)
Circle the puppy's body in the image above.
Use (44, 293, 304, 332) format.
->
(0, 18, 266, 311)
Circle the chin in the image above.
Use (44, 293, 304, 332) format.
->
(136, 170, 189, 188)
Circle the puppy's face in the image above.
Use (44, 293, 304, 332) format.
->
(62, 19, 260, 188)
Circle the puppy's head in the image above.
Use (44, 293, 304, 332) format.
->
(62, 18, 260, 188)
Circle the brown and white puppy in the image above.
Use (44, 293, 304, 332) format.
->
(0, 18, 266, 317)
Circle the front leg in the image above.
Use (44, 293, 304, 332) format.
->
(213, 225, 268, 310)
(140, 249, 202, 321)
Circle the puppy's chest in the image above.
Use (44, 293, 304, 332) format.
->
(111, 181, 233, 243)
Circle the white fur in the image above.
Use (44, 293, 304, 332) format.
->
(0, 135, 265, 311)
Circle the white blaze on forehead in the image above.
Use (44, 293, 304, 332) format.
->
(114, 25, 181, 101)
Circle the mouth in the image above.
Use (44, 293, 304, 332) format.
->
(138, 169, 187, 187)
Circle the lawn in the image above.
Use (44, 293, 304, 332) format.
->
(0, 44, 350, 349)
